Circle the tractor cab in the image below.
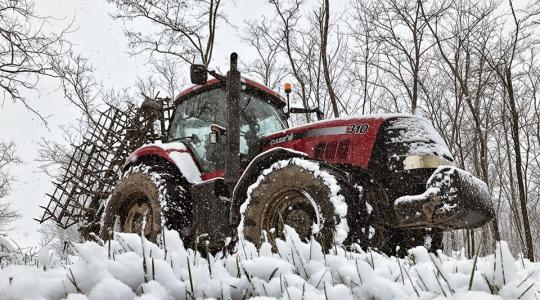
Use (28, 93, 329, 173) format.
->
(168, 79, 288, 175)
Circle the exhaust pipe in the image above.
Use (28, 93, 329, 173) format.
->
(225, 53, 241, 186)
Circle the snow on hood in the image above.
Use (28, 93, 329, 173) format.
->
(167, 151, 202, 184)
(386, 116, 454, 159)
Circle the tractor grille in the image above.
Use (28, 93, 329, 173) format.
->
(314, 140, 351, 160)
(37, 98, 175, 229)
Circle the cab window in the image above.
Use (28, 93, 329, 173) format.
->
(169, 88, 286, 172)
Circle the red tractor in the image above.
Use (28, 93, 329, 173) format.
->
(93, 53, 493, 254)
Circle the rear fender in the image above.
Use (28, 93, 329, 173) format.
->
(230, 147, 308, 225)
(124, 143, 202, 184)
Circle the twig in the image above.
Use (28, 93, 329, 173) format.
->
(468, 239, 483, 290)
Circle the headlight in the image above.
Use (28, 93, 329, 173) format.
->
(402, 155, 453, 170)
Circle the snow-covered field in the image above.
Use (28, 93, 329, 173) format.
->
(0, 228, 538, 300)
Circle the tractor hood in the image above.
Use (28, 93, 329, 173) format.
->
(261, 114, 453, 170)
(261, 115, 394, 168)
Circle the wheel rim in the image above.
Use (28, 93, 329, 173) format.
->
(123, 193, 154, 237)
(261, 189, 318, 241)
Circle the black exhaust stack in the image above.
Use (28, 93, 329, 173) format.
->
(225, 53, 241, 186)
(190, 53, 241, 188)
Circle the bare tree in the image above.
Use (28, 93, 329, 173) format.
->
(319, 0, 340, 117)
(52, 52, 101, 124)
(416, 0, 504, 255)
(361, 0, 438, 114)
(348, 0, 384, 115)
(36, 131, 76, 179)
(268, 0, 313, 121)
(0, 142, 20, 232)
(482, 0, 539, 260)
(135, 56, 185, 102)
(306, 1, 351, 117)
(39, 221, 81, 260)
(242, 20, 288, 90)
(0, 0, 70, 124)
(107, 0, 224, 66)
(250, 0, 351, 122)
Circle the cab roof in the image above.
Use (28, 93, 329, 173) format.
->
(175, 78, 286, 108)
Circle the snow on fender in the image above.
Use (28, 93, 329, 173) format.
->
(125, 142, 202, 184)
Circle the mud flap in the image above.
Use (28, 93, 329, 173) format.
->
(394, 166, 493, 229)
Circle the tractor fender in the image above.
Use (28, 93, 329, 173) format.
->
(124, 142, 202, 184)
(230, 147, 308, 225)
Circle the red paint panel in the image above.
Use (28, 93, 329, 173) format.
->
(175, 78, 220, 102)
(263, 118, 385, 168)
(243, 78, 284, 101)
(124, 145, 189, 168)
(201, 170, 225, 181)
(175, 78, 286, 107)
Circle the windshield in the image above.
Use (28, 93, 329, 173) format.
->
(168, 88, 287, 172)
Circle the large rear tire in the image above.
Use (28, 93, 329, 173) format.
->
(100, 163, 191, 242)
(238, 158, 374, 250)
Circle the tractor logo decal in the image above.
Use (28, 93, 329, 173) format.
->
(267, 124, 370, 145)
(346, 124, 370, 134)
(269, 134, 294, 145)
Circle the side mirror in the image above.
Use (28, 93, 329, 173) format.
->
(209, 132, 218, 144)
(209, 123, 227, 144)
(190, 64, 208, 85)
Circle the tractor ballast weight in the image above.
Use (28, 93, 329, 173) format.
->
(39, 53, 494, 254)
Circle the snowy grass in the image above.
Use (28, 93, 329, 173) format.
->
(1, 228, 539, 300)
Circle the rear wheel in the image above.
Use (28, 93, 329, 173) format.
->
(239, 158, 374, 249)
(100, 163, 191, 242)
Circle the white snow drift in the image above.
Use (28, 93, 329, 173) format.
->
(1, 228, 539, 300)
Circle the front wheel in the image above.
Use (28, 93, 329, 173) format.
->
(238, 158, 374, 250)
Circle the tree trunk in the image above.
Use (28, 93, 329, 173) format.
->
(320, 0, 340, 118)
(506, 67, 534, 261)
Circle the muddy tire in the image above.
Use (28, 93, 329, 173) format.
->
(100, 163, 191, 242)
(239, 158, 373, 249)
